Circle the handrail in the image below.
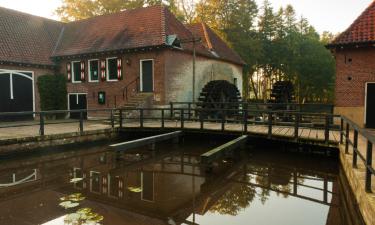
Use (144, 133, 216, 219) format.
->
(123, 76, 140, 101)
(340, 115, 374, 192)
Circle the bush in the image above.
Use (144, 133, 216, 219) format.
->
(37, 74, 67, 118)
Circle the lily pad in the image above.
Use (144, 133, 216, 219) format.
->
(127, 186, 142, 193)
(70, 178, 84, 183)
(59, 201, 80, 209)
(64, 213, 81, 223)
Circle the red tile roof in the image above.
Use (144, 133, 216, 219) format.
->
(330, 1, 375, 47)
(0, 7, 63, 66)
(0, 5, 244, 66)
(186, 23, 245, 65)
(53, 6, 166, 56)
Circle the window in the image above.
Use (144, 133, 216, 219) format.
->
(108, 174, 121, 197)
(106, 58, 118, 81)
(141, 172, 154, 202)
(89, 60, 99, 82)
(72, 61, 81, 83)
(90, 171, 101, 194)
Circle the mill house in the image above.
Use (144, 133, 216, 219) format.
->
(0, 5, 244, 118)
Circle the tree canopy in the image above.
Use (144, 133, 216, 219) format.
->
(55, 0, 336, 103)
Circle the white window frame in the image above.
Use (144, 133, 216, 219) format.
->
(73, 167, 83, 190)
(71, 61, 82, 83)
(106, 57, 119, 82)
(88, 59, 100, 83)
(140, 59, 154, 92)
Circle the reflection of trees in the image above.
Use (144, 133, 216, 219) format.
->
(207, 162, 312, 216)
(209, 177, 256, 216)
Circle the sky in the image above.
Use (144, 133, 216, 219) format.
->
(0, 0, 373, 34)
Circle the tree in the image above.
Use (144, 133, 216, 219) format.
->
(55, 0, 185, 22)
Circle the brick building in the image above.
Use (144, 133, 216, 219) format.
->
(327, 1, 375, 128)
(0, 6, 244, 118)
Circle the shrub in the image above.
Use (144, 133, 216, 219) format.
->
(37, 74, 67, 118)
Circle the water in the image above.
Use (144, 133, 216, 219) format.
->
(0, 135, 363, 225)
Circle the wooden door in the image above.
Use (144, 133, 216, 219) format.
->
(366, 83, 375, 128)
(141, 60, 153, 92)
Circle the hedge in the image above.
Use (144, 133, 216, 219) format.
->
(37, 74, 67, 112)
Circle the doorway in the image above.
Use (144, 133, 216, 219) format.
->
(140, 60, 154, 92)
(0, 70, 34, 121)
(366, 83, 375, 128)
(68, 93, 87, 119)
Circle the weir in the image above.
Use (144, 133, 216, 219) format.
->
(201, 135, 248, 164)
(109, 131, 183, 151)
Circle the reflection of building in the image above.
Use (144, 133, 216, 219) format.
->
(0, 143, 363, 225)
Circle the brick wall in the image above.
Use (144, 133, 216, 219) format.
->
(335, 48, 375, 107)
(0, 64, 55, 112)
(59, 50, 166, 110)
(163, 49, 243, 104)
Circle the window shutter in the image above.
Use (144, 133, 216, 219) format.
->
(117, 58, 122, 80)
(100, 60, 106, 81)
(80, 61, 85, 81)
(67, 62, 71, 82)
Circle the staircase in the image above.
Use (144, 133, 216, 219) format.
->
(118, 92, 154, 118)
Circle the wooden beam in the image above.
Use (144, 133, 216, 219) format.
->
(201, 135, 247, 164)
(110, 131, 183, 151)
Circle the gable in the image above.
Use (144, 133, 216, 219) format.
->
(330, 1, 375, 47)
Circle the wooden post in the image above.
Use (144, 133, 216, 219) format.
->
(324, 114, 330, 143)
(119, 109, 123, 129)
(188, 103, 191, 120)
(221, 109, 225, 131)
(161, 109, 165, 129)
(243, 107, 248, 133)
(340, 118, 344, 144)
(39, 112, 45, 136)
(110, 109, 115, 129)
(268, 112, 273, 138)
(140, 109, 144, 128)
(353, 130, 358, 168)
(180, 109, 184, 129)
(200, 110, 204, 130)
(79, 111, 84, 135)
(170, 102, 174, 119)
(365, 141, 373, 192)
(294, 113, 299, 140)
(345, 123, 349, 154)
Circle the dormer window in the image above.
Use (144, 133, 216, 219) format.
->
(166, 34, 182, 49)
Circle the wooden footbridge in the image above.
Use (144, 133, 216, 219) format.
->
(0, 102, 373, 194)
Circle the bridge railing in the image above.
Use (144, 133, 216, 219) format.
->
(119, 107, 341, 143)
(340, 116, 374, 192)
(169, 102, 334, 114)
(0, 108, 117, 136)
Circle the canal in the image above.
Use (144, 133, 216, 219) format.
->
(0, 134, 364, 225)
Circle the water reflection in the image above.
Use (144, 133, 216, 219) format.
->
(0, 139, 363, 225)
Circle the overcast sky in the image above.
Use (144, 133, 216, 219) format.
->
(0, 0, 373, 34)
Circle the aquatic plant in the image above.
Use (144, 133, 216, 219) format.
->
(59, 193, 104, 225)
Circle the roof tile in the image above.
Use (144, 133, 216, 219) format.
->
(331, 1, 375, 46)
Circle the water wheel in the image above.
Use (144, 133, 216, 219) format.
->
(197, 80, 241, 118)
(268, 81, 296, 121)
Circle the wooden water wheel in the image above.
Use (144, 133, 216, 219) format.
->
(268, 81, 296, 121)
(197, 80, 241, 118)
